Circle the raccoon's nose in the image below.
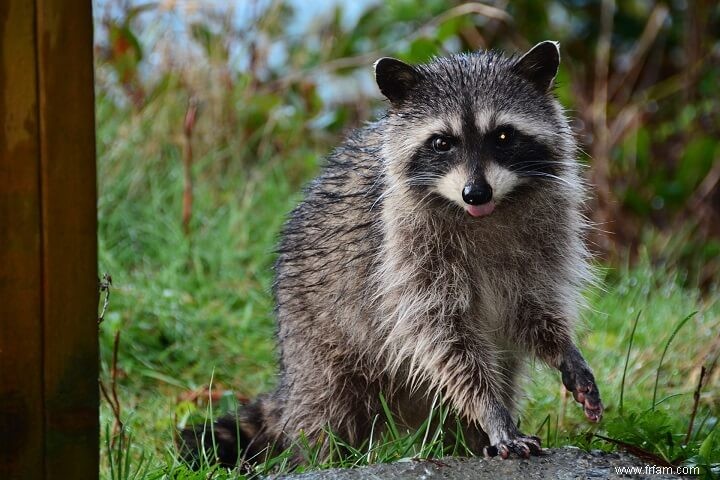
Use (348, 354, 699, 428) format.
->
(462, 183, 493, 205)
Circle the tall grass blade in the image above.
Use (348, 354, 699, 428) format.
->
(619, 310, 642, 416)
(379, 392, 399, 440)
(651, 311, 697, 410)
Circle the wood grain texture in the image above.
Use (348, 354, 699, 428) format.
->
(0, 1, 45, 478)
(0, 0, 98, 478)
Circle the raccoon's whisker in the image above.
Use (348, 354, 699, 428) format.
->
(408, 173, 444, 179)
(577, 146, 591, 159)
(518, 160, 581, 167)
(371, 180, 408, 210)
(406, 174, 445, 186)
(519, 171, 575, 188)
(407, 178, 442, 184)
(508, 160, 584, 169)
(407, 180, 441, 187)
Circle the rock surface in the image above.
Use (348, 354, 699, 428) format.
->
(279, 447, 685, 479)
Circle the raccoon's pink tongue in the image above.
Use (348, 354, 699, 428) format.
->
(466, 201, 495, 218)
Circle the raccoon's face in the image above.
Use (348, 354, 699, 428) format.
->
(375, 41, 577, 218)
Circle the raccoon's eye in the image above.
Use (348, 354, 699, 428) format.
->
(494, 126, 516, 147)
(431, 136, 454, 153)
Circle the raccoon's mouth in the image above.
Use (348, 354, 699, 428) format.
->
(466, 201, 495, 218)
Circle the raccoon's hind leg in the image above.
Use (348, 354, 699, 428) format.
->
(177, 393, 284, 470)
(277, 367, 380, 461)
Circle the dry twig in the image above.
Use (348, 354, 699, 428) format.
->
(182, 97, 198, 237)
(100, 331, 124, 447)
(685, 365, 706, 446)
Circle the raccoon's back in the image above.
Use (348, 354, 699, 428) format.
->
(273, 125, 386, 337)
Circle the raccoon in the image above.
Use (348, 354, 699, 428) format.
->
(179, 41, 603, 468)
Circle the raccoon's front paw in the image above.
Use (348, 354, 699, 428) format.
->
(561, 362, 603, 423)
(483, 435, 543, 459)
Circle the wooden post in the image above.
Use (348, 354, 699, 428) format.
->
(0, 1, 98, 479)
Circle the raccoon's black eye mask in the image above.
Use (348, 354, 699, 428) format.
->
(491, 130, 558, 176)
(491, 125, 517, 148)
(425, 125, 518, 158)
(416, 124, 557, 178)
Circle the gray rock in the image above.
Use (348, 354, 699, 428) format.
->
(277, 448, 687, 479)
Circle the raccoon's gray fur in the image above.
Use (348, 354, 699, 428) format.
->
(179, 41, 603, 468)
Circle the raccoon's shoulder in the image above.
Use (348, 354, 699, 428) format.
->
(301, 122, 386, 210)
(278, 123, 386, 249)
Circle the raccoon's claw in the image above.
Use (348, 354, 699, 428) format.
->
(560, 359, 604, 423)
(483, 435, 543, 459)
(572, 384, 604, 423)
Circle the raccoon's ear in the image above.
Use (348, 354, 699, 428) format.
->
(512, 41, 560, 93)
(374, 57, 418, 105)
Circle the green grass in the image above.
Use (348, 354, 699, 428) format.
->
(97, 90, 720, 478)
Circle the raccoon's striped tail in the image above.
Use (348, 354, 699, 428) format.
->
(176, 398, 275, 470)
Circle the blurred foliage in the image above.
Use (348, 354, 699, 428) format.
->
(94, 0, 720, 285)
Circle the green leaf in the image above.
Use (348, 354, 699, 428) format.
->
(677, 137, 717, 193)
(436, 17, 465, 42)
(698, 429, 717, 461)
(403, 38, 438, 63)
